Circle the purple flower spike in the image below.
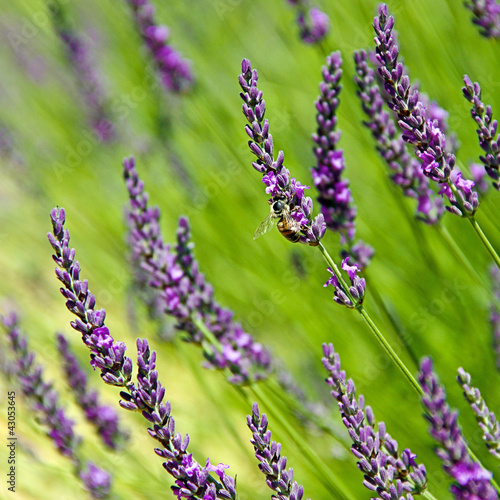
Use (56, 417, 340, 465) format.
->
(124, 156, 272, 384)
(286, 1, 330, 44)
(463, 75, 500, 190)
(353, 49, 444, 225)
(48, 208, 237, 499)
(457, 368, 500, 459)
(126, 0, 193, 92)
(418, 357, 498, 499)
(465, 0, 500, 38)
(322, 343, 428, 498)
(57, 333, 129, 449)
(0, 313, 112, 499)
(50, 5, 115, 142)
(324, 258, 366, 308)
(239, 59, 325, 247)
(247, 402, 309, 500)
(374, 5, 479, 217)
(312, 51, 374, 268)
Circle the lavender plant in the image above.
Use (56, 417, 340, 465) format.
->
(462, 75, 500, 190)
(418, 358, 498, 499)
(285, 0, 330, 44)
(47, 206, 237, 499)
(312, 50, 374, 269)
(457, 367, 500, 460)
(247, 402, 308, 500)
(373, 4, 500, 270)
(49, 3, 115, 142)
(125, 0, 193, 93)
(0, 312, 112, 499)
(322, 343, 429, 499)
(465, 0, 500, 38)
(56, 333, 129, 450)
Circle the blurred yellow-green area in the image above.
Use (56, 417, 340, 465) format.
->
(0, 0, 499, 498)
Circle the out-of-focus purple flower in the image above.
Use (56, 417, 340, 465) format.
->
(124, 156, 272, 384)
(457, 368, 500, 459)
(324, 258, 366, 308)
(125, 0, 193, 92)
(354, 50, 444, 225)
(418, 357, 498, 499)
(50, 5, 115, 142)
(80, 462, 112, 500)
(470, 163, 490, 194)
(247, 402, 308, 500)
(374, 5, 479, 218)
(465, 0, 500, 38)
(286, 1, 329, 44)
(463, 76, 500, 190)
(57, 333, 128, 449)
(0, 313, 112, 499)
(239, 59, 326, 247)
(490, 265, 500, 370)
(322, 343, 428, 498)
(312, 51, 374, 269)
(48, 207, 237, 499)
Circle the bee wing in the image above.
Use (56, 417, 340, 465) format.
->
(282, 210, 301, 230)
(253, 213, 276, 240)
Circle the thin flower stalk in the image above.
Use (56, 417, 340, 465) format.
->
(49, 4, 115, 142)
(353, 49, 444, 225)
(418, 358, 499, 499)
(322, 343, 429, 500)
(247, 402, 308, 500)
(286, 0, 329, 44)
(125, 0, 193, 93)
(462, 75, 500, 190)
(457, 367, 500, 460)
(124, 156, 272, 385)
(56, 333, 129, 450)
(312, 50, 374, 269)
(374, 4, 500, 270)
(47, 207, 237, 499)
(465, 0, 500, 38)
(0, 312, 111, 499)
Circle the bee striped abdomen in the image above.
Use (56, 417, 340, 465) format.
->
(277, 219, 301, 243)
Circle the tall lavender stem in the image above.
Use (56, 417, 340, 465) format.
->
(465, 0, 500, 38)
(322, 343, 429, 499)
(47, 207, 237, 499)
(125, 0, 193, 92)
(1, 313, 111, 499)
(418, 358, 498, 499)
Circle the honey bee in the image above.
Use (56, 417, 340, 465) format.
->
(254, 195, 302, 243)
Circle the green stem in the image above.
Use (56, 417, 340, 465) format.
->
(469, 217, 500, 270)
(248, 383, 355, 500)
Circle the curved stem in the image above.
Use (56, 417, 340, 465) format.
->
(469, 217, 500, 270)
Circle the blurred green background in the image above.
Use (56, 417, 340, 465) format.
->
(0, 0, 499, 498)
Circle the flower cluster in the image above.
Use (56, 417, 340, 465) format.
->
(247, 402, 308, 500)
(48, 206, 237, 499)
(491, 265, 500, 370)
(322, 343, 427, 499)
(463, 75, 500, 190)
(125, 0, 193, 92)
(124, 156, 272, 384)
(57, 333, 128, 449)
(238, 58, 326, 247)
(1, 312, 111, 499)
(286, 1, 329, 44)
(324, 258, 366, 308)
(373, 4, 479, 218)
(312, 51, 374, 268)
(50, 4, 115, 142)
(418, 358, 498, 499)
(465, 0, 500, 38)
(353, 49, 444, 225)
(457, 367, 500, 459)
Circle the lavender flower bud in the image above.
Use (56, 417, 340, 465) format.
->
(286, 1, 329, 44)
(418, 357, 498, 499)
(465, 0, 500, 38)
(79, 462, 112, 499)
(322, 343, 427, 498)
(323, 258, 365, 308)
